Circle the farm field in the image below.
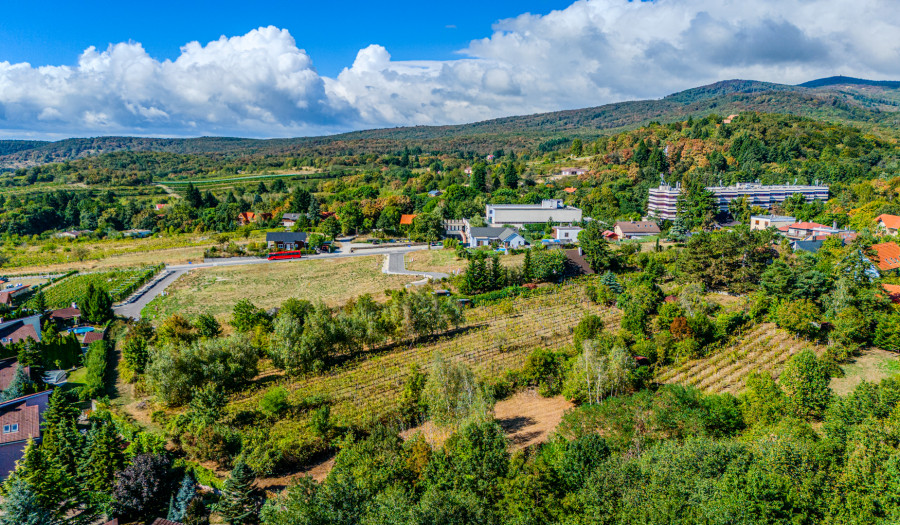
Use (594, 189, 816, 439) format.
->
(655, 322, 828, 394)
(141, 255, 417, 322)
(226, 283, 616, 432)
(405, 249, 525, 274)
(43, 268, 155, 307)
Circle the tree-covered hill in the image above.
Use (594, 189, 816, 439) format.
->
(2, 77, 900, 169)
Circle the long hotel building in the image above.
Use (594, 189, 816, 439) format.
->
(647, 182, 829, 221)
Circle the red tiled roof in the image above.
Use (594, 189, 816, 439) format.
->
(563, 187, 577, 193)
(871, 242, 900, 271)
(876, 214, 900, 230)
(49, 307, 80, 321)
(82, 331, 104, 345)
(0, 359, 28, 391)
(789, 222, 828, 230)
(883, 284, 900, 304)
(777, 225, 790, 232)
(400, 214, 417, 226)
(152, 519, 183, 525)
(0, 395, 42, 445)
(0, 323, 38, 345)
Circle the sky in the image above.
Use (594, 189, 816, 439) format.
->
(1, 0, 899, 140)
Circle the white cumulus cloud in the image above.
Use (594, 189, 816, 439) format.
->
(1, 0, 899, 138)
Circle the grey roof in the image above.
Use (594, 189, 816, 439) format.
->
(792, 240, 826, 253)
(281, 213, 302, 221)
(500, 228, 523, 242)
(469, 227, 508, 239)
(266, 232, 308, 242)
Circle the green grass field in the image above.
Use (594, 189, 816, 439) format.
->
(43, 269, 148, 308)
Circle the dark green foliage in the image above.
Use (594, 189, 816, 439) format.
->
(80, 283, 113, 324)
(82, 420, 125, 495)
(122, 334, 150, 374)
(194, 313, 222, 338)
(521, 349, 567, 396)
(216, 461, 261, 525)
(578, 222, 615, 273)
(778, 349, 833, 419)
(677, 229, 773, 293)
(231, 299, 271, 332)
(573, 314, 604, 352)
(81, 340, 108, 400)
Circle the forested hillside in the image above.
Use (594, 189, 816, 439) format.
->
(2, 77, 900, 169)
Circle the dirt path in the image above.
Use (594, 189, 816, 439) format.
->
(401, 389, 573, 450)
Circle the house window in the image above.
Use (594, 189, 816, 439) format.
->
(3, 423, 18, 434)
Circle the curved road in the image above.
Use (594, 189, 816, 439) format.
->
(113, 245, 443, 320)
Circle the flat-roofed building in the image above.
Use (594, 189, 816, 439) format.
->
(750, 214, 796, 231)
(486, 199, 582, 227)
(648, 182, 829, 221)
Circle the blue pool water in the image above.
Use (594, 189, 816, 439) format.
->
(69, 327, 94, 334)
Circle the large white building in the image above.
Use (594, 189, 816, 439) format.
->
(647, 182, 829, 221)
(486, 199, 582, 227)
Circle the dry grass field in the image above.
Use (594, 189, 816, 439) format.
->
(656, 323, 828, 394)
(831, 348, 900, 396)
(141, 255, 417, 321)
(405, 249, 525, 274)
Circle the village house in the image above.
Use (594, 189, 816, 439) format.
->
(0, 390, 53, 479)
(281, 213, 302, 228)
(465, 226, 527, 248)
(552, 226, 583, 242)
(749, 214, 796, 231)
(869, 242, 900, 272)
(614, 221, 661, 240)
(0, 358, 29, 391)
(266, 232, 308, 251)
(0, 315, 42, 346)
(557, 167, 587, 176)
(400, 214, 417, 228)
(49, 307, 81, 327)
(0, 284, 30, 307)
(875, 214, 900, 236)
(54, 230, 92, 240)
(238, 211, 256, 225)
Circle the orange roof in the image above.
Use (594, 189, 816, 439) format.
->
(563, 187, 577, 193)
(883, 284, 900, 304)
(400, 214, 417, 226)
(871, 242, 900, 271)
(876, 214, 900, 230)
(789, 222, 828, 230)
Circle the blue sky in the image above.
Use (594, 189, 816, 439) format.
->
(0, 0, 897, 139)
(0, 0, 574, 76)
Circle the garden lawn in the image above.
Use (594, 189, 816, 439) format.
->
(141, 255, 416, 322)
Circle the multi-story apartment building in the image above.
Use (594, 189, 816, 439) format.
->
(647, 182, 829, 220)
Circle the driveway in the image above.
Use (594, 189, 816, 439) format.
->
(382, 251, 449, 286)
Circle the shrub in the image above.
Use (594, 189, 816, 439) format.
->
(424, 357, 492, 426)
(573, 315, 604, 352)
(522, 349, 567, 396)
(259, 387, 290, 418)
(81, 340, 108, 400)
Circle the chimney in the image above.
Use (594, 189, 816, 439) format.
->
(833, 221, 837, 229)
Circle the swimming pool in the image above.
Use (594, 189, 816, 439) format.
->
(69, 327, 94, 334)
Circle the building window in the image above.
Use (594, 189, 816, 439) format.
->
(3, 423, 18, 434)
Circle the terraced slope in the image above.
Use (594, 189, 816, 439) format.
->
(656, 323, 827, 394)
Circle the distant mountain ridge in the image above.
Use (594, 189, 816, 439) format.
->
(2, 76, 900, 168)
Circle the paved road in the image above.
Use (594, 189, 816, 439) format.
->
(382, 251, 449, 286)
(112, 245, 433, 320)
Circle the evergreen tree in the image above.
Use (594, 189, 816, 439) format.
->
(11, 440, 66, 512)
(0, 478, 58, 525)
(184, 496, 210, 525)
(0, 366, 30, 401)
(307, 194, 321, 223)
(170, 473, 197, 522)
(202, 190, 218, 208)
(490, 254, 504, 291)
(578, 222, 615, 273)
(82, 420, 125, 494)
(667, 216, 689, 242)
(255, 181, 268, 195)
(40, 390, 85, 500)
(27, 290, 45, 313)
(471, 163, 487, 192)
(185, 183, 203, 209)
(522, 250, 534, 282)
(216, 461, 260, 525)
(600, 271, 624, 295)
(503, 163, 518, 189)
(81, 283, 113, 324)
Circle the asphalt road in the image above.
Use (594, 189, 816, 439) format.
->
(112, 245, 436, 320)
